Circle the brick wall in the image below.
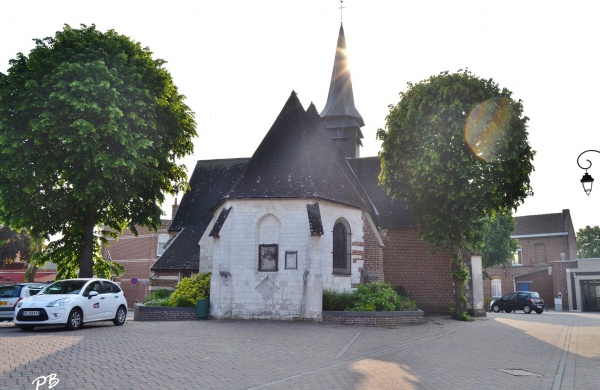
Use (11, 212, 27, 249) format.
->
(551, 260, 576, 311)
(515, 269, 553, 306)
(485, 264, 553, 306)
(382, 228, 454, 314)
(149, 271, 180, 290)
(518, 235, 573, 265)
(102, 220, 171, 306)
(134, 303, 197, 321)
(322, 310, 424, 326)
(361, 212, 384, 284)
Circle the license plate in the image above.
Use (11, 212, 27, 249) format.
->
(23, 311, 40, 316)
(0, 301, 7, 306)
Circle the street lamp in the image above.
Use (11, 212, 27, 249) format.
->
(577, 150, 599, 195)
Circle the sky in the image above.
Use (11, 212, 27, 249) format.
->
(1, 0, 599, 233)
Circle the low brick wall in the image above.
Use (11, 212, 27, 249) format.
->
(322, 310, 424, 326)
(134, 303, 198, 321)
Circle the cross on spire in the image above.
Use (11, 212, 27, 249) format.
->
(338, 0, 345, 23)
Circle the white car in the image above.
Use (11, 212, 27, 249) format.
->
(14, 278, 128, 331)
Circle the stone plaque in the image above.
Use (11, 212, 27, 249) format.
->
(256, 276, 278, 300)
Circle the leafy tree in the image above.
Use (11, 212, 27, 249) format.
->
(577, 225, 600, 258)
(481, 211, 518, 269)
(377, 70, 534, 320)
(0, 25, 196, 278)
(0, 226, 32, 268)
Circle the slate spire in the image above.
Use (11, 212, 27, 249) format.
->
(320, 24, 364, 158)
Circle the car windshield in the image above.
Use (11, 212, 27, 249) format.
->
(29, 287, 44, 296)
(0, 285, 21, 298)
(40, 281, 86, 295)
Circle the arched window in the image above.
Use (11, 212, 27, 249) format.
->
(333, 218, 351, 274)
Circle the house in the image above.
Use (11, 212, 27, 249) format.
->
(151, 24, 482, 318)
(484, 210, 577, 308)
(101, 212, 174, 308)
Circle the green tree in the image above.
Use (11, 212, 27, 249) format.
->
(377, 70, 534, 320)
(0, 25, 196, 278)
(577, 225, 600, 258)
(481, 211, 518, 269)
(0, 226, 32, 268)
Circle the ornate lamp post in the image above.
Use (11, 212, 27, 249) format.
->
(577, 150, 599, 195)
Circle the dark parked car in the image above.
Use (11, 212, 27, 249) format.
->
(490, 291, 545, 314)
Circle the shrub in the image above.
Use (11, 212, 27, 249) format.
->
(169, 272, 211, 308)
(323, 289, 356, 311)
(322, 282, 418, 312)
(143, 289, 172, 307)
(351, 282, 417, 312)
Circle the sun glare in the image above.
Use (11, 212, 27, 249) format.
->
(464, 97, 513, 162)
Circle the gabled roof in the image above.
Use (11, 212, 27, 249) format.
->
(224, 91, 373, 212)
(151, 158, 248, 271)
(320, 24, 364, 131)
(346, 157, 416, 229)
(513, 210, 573, 237)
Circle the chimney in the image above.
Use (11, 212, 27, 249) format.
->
(171, 198, 179, 220)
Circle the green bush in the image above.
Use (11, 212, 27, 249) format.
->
(350, 282, 417, 312)
(322, 282, 418, 312)
(323, 289, 356, 311)
(143, 289, 173, 307)
(169, 272, 211, 308)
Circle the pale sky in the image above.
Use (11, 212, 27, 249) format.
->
(1, 0, 599, 233)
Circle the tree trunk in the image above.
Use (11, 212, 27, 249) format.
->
(450, 245, 468, 320)
(78, 209, 97, 278)
(24, 236, 44, 282)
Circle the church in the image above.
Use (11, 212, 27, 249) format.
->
(150, 24, 469, 319)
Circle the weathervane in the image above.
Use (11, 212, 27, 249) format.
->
(338, 0, 345, 23)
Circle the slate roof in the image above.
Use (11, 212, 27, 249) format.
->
(320, 24, 365, 135)
(225, 91, 373, 213)
(151, 158, 248, 271)
(346, 157, 416, 229)
(513, 210, 572, 236)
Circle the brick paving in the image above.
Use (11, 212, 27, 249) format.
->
(1, 311, 599, 389)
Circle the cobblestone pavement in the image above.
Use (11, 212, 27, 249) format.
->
(1, 311, 599, 390)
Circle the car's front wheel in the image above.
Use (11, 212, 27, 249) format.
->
(523, 305, 532, 314)
(65, 309, 83, 330)
(113, 306, 127, 326)
(491, 304, 501, 313)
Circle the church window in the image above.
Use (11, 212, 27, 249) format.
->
(333, 218, 351, 275)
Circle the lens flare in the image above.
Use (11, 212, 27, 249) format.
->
(464, 97, 513, 162)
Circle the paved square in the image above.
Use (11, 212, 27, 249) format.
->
(1, 311, 599, 389)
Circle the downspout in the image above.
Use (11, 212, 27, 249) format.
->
(301, 270, 310, 319)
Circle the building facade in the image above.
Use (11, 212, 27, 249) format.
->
(151, 24, 478, 318)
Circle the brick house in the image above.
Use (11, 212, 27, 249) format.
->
(101, 213, 174, 308)
(484, 209, 582, 310)
(150, 24, 480, 318)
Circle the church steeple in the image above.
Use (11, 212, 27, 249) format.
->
(320, 23, 364, 158)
